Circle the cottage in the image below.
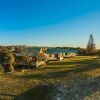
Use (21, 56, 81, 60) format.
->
(45, 49, 64, 61)
(45, 48, 78, 61)
(63, 50, 78, 58)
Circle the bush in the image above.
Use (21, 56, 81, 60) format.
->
(0, 51, 15, 73)
(0, 65, 4, 74)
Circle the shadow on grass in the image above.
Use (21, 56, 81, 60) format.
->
(12, 58, 100, 100)
(48, 58, 96, 65)
(69, 76, 100, 100)
(83, 76, 100, 98)
(47, 76, 100, 100)
(0, 93, 15, 97)
(13, 77, 100, 100)
(14, 57, 100, 79)
(14, 84, 53, 100)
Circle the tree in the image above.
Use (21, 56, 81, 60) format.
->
(6, 52, 15, 72)
(0, 51, 15, 72)
(87, 34, 96, 52)
(21, 55, 32, 64)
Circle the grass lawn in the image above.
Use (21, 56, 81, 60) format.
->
(0, 56, 100, 100)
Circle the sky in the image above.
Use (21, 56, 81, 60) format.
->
(0, 0, 100, 48)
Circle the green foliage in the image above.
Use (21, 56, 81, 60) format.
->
(78, 48, 99, 56)
(0, 51, 15, 72)
(0, 65, 4, 74)
(87, 34, 96, 52)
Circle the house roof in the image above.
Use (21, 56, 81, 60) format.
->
(15, 47, 78, 56)
(45, 49, 78, 54)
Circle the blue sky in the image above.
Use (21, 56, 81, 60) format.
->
(0, 0, 100, 48)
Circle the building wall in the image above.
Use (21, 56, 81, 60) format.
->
(64, 52, 77, 57)
(46, 53, 64, 61)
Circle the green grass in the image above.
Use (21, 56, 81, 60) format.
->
(0, 56, 100, 100)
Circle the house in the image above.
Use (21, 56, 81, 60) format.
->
(63, 50, 78, 58)
(45, 48, 64, 61)
(45, 48, 78, 61)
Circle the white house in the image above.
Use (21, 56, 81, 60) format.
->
(63, 52, 77, 58)
(45, 48, 78, 61)
(44, 49, 63, 61)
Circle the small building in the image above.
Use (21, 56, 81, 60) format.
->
(63, 50, 78, 58)
(45, 49, 64, 61)
(45, 48, 78, 61)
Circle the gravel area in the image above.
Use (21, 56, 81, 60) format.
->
(48, 76, 100, 100)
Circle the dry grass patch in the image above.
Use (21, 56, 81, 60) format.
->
(0, 56, 100, 100)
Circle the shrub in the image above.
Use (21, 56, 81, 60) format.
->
(0, 64, 4, 74)
(0, 51, 15, 73)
